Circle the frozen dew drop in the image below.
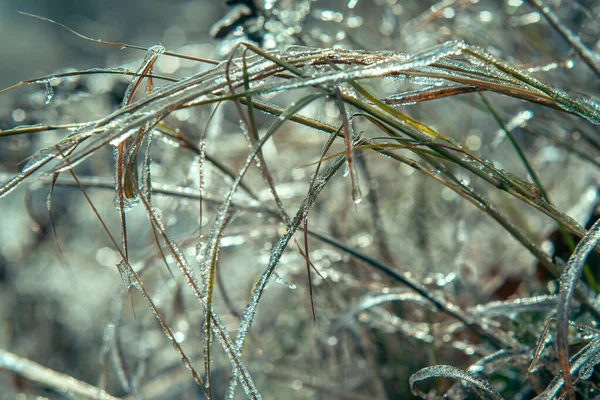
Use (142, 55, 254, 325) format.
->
(351, 173, 363, 204)
(343, 163, 350, 177)
(116, 260, 133, 290)
(181, 356, 193, 370)
(149, 43, 166, 55)
(112, 193, 139, 213)
(44, 81, 55, 105)
(273, 271, 296, 290)
(173, 331, 185, 343)
(352, 186, 363, 204)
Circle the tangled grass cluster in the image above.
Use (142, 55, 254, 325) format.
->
(1, 0, 600, 398)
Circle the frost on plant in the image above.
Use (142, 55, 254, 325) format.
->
(1, 0, 600, 399)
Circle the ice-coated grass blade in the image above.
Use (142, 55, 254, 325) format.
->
(556, 217, 600, 399)
(0, 348, 122, 400)
(410, 365, 504, 400)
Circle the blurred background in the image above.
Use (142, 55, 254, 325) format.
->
(0, 0, 229, 90)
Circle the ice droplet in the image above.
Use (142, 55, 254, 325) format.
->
(351, 173, 363, 204)
(352, 186, 363, 204)
(181, 356, 193, 370)
(272, 272, 296, 290)
(44, 81, 55, 104)
(116, 260, 133, 290)
(342, 163, 350, 177)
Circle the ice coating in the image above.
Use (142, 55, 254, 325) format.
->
(410, 364, 504, 400)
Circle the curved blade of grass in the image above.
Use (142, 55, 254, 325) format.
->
(472, 295, 558, 318)
(0, 68, 176, 98)
(410, 365, 504, 400)
(556, 217, 600, 400)
(0, 348, 122, 400)
(0, 129, 92, 198)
